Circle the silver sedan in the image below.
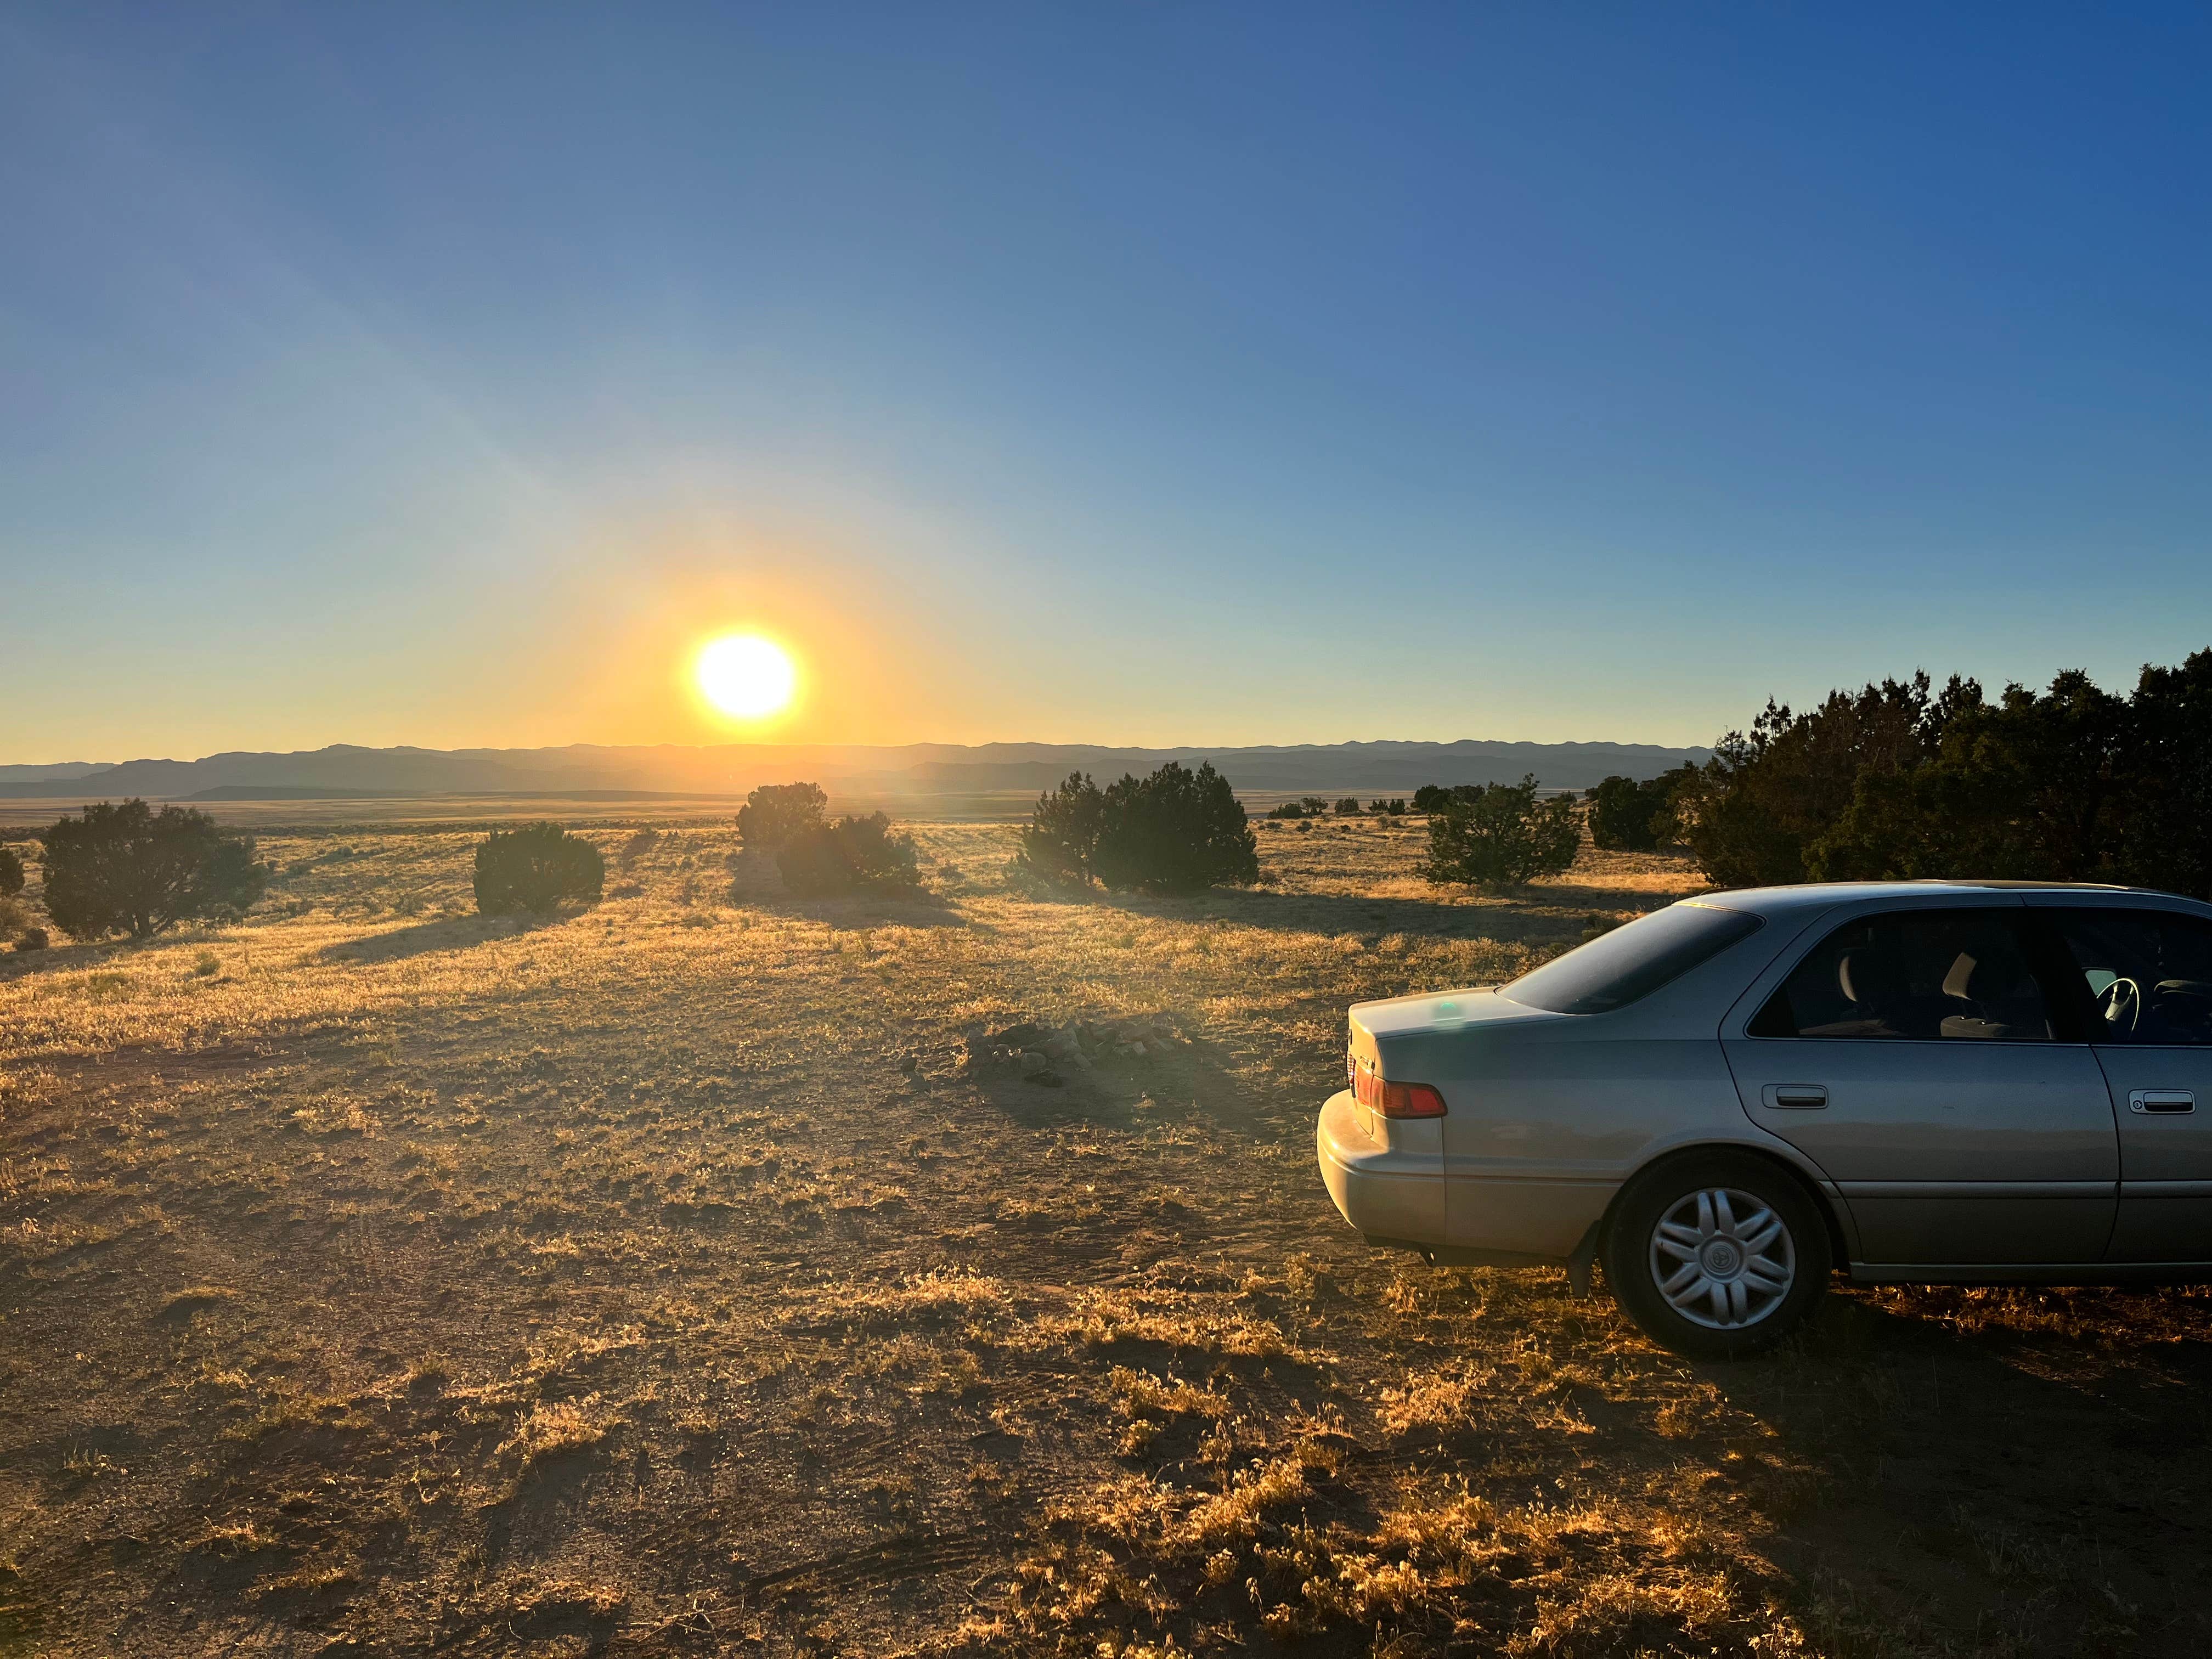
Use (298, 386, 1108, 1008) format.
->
(1316, 881, 2212, 1356)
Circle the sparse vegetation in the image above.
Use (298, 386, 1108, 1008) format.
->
(471, 821, 605, 915)
(777, 810, 922, 895)
(39, 798, 268, 940)
(0, 811, 2203, 1657)
(1420, 774, 1580, 886)
(736, 780, 828, 848)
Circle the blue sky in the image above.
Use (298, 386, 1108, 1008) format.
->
(4, 3, 2209, 759)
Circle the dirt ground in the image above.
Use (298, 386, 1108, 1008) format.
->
(2, 816, 2209, 1657)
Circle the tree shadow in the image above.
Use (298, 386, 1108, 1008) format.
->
(726, 868, 974, 933)
(0, 945, 74, 983)
(1068, 883, 1599, 945)
(313, 913, 551, 964)
(960, 1036, 1271, 1137)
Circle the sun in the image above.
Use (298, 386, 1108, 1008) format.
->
(694, 633, 797, 719)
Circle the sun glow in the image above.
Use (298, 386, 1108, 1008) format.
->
(694, 633, 797, 719)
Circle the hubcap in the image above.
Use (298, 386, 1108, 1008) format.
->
(1648, 1186, 1796, 1330)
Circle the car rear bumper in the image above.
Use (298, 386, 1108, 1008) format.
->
(1319, 1090, 1617, 1266)
(1317, 1088, 1445, 1245)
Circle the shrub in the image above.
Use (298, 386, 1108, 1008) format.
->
(1015, 772, 1107, 883)
(736, 782, 827, 848)
(779, 812, 921, 896)
(1585, 771, 1693, 851)
(1411, 785, 1451, 814)
(0, 844, 22, 896)
(1667, 675, 1963, 888)
(1300, 796, 1329, 815)
(41, 800, 268, 940)
(1663, 654, 2212, 897)
(1265, 801, 1307, 820)
(1804, 664, 2196, 890)
(15, 927, 47, 952)
(473, 822, 605, 916)
(1333, 797, 1361, 816)
(0, 895, 29, 943)
(1366, 799, 1406, 815)
(1090, 761, 1259, 894)
(1420, 775, 1579, 887)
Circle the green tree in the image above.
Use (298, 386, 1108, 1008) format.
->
(1015, 772, 1107, 883)
(1585, 768, 1698, 852)
(1671, 674, 1976, 888)
(1585, 775, 1659, 851)
(0, 843, 22, 897)
(1810, 670, 2136, 884)
(1090, 761, 1259, 894)
(1420, 775, 1579, 887)
(2115, 649, 2212, 897)
(474, 823, 605, 916)
(779, 812, 922, 896)
(1661, 656, 2212, 899)
(736, 781, 828, 848)
(41, 800, 268, 940)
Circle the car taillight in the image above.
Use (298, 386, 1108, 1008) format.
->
(1350, 1064, 1447, 1118)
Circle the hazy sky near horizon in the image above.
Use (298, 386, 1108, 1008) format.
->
(6, 4, 2211, 763)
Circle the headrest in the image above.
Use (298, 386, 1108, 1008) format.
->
(1943, 951, 2029, 1003)
(1838, 948, 1906, 1008)
(1942, 952, 1979, 1001)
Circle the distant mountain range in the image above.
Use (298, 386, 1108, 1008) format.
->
(0, 761, 111, 782)
(0, 740, 1709, 803)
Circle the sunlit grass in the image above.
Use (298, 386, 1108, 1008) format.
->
(0, 818, 2200, 1655)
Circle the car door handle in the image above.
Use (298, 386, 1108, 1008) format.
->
(2131, 1090, 2196, 1114)
(1764, 1084, 1828, 1110)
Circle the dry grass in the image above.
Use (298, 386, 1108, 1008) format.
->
(0, 817, 2204, 1655)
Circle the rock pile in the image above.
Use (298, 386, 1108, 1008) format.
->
(961, 1014, 1189, 1086)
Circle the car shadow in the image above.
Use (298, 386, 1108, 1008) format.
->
(1686, 1284, 2212, 1653)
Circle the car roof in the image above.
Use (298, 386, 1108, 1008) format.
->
(1686, 879, 2172, 918)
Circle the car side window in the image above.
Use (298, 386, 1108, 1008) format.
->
(1748, 909, 2055, 1041)
(2045, 908, 2212, 1047)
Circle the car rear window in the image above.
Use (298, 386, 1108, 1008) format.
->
(1500, 903, 1764, 1015)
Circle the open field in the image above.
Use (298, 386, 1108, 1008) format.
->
(0, 789, 1493, 833)
(3, 817, 2210, 1656)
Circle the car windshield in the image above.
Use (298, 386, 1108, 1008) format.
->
(1501, 902, 1764, 1015)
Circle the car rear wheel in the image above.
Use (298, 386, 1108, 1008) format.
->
(1603, 1152, 1830, 1358)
